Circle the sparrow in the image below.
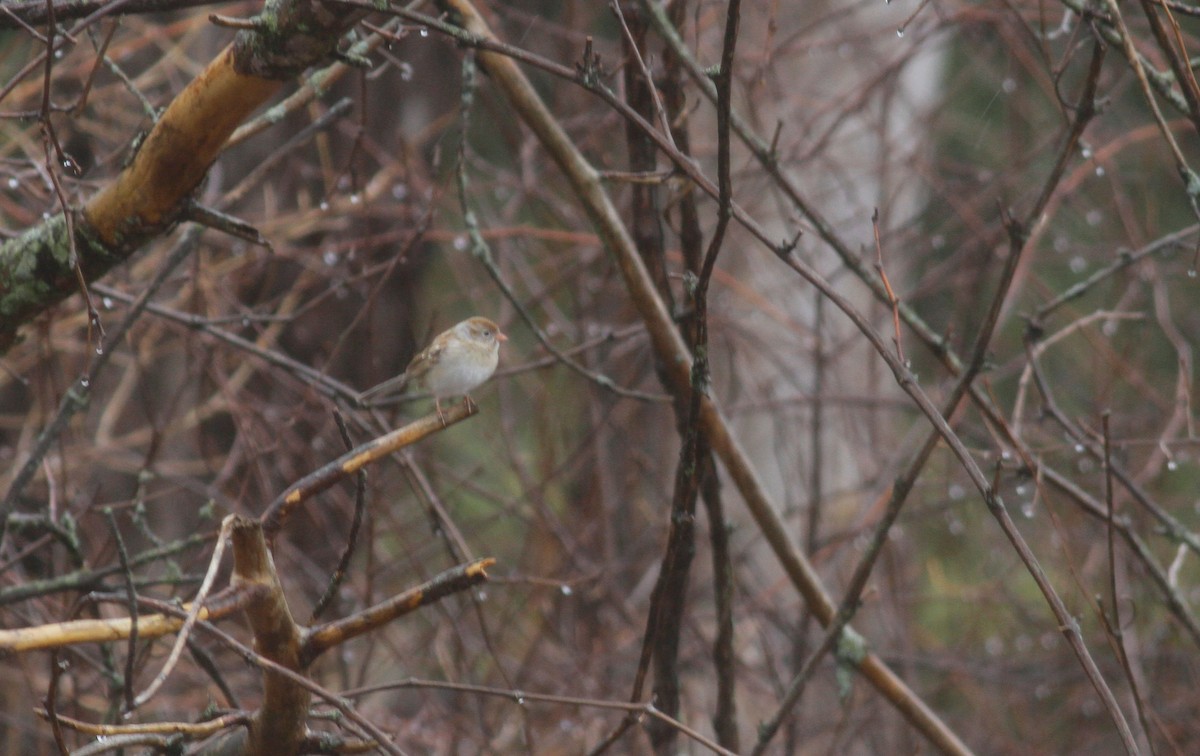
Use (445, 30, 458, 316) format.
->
(360, 316, 507, 421)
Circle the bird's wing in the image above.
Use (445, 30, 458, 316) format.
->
(405, 340, 444, 380)
(360, 337, 444, 402)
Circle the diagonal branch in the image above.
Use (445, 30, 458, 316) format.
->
(428, 1, 974, 753)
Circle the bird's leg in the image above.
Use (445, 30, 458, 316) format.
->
(464, 394, 478, 413)
(435, 398, 447, 427)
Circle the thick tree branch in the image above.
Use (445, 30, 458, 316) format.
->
(0, 0, 366, 353)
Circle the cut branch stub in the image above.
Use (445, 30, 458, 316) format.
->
(229, 515, 310, 756)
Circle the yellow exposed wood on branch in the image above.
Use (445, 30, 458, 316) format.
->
(0, 604, 214, 653)
(84, 46, 281, 245)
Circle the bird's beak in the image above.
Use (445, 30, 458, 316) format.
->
(497, 332, 509, 342)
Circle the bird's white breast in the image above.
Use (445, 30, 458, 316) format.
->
(422, 342, 499, 398)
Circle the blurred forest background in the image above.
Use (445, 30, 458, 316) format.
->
(1, 0, 1199, 753)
